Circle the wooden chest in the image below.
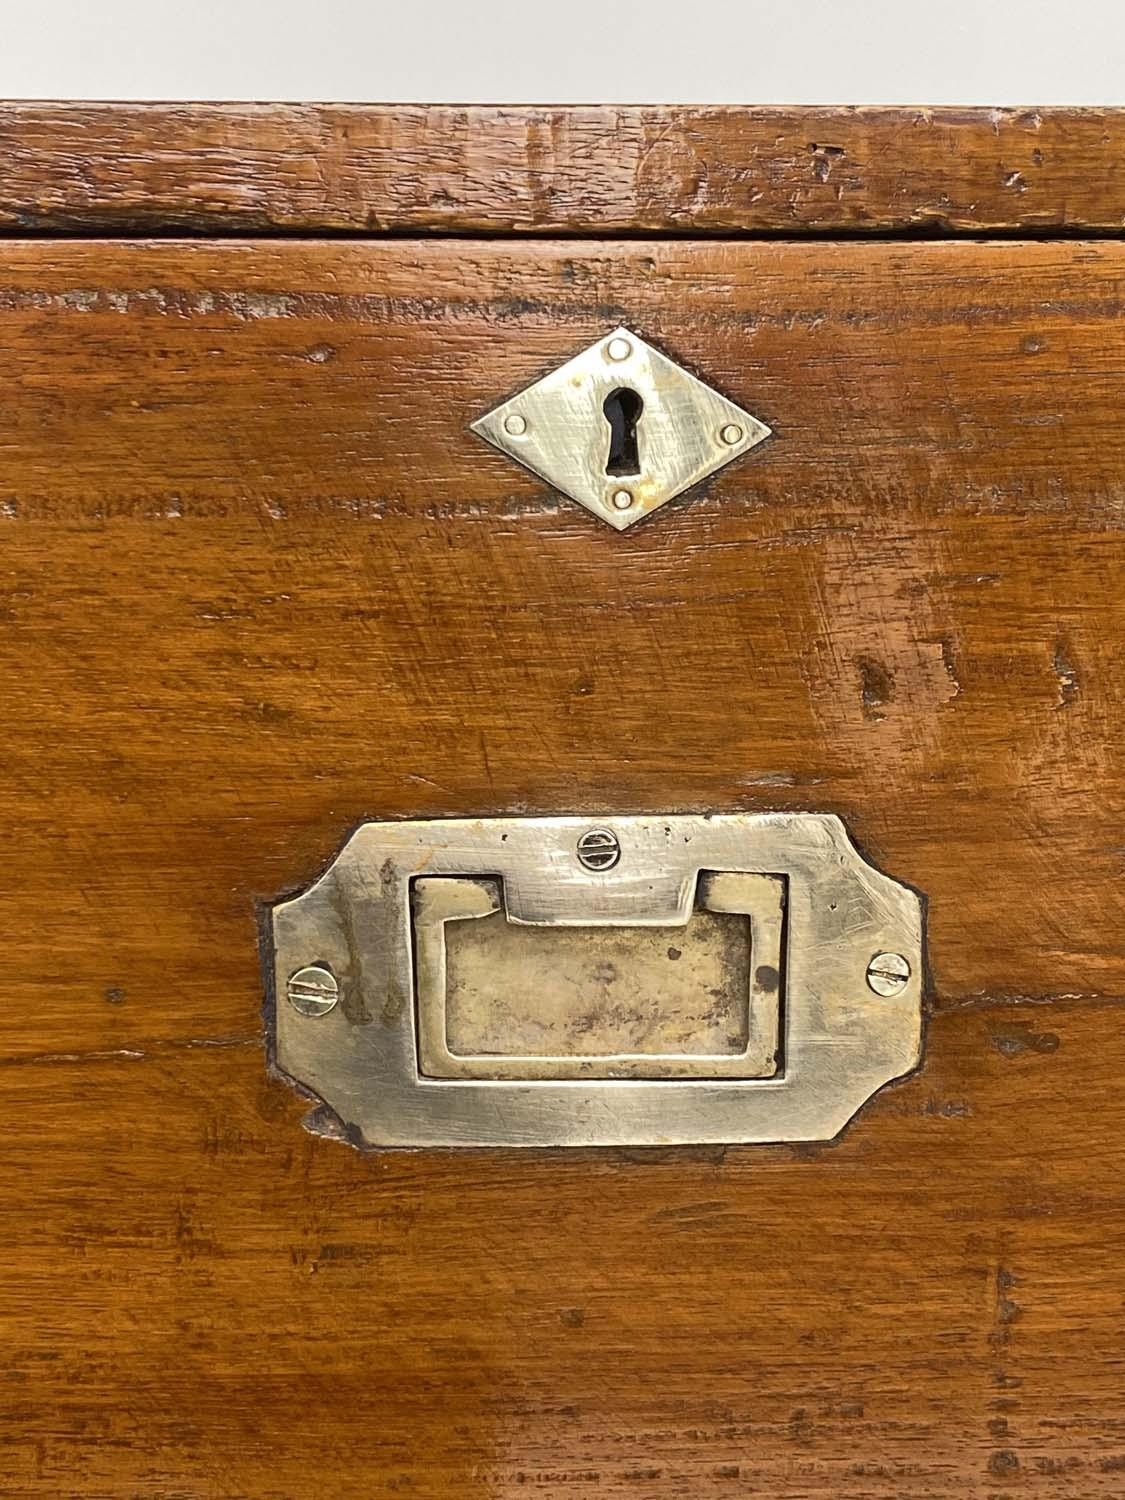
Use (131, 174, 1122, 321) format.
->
(4, 102, 1125, 1496)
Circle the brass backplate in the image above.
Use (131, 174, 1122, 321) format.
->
(267, 814, 923, 1149)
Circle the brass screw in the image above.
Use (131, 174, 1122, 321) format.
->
(577, 828, 621, 871)
(866, 952, 910, 996)
(287, 964, 340, 1017)
(606, 336, 633, 362)
(720, 423, 744, 445)
(611, 489, 634, 511)
(503, 413, 527, 436)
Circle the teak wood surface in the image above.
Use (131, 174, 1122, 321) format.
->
(3, 103, 1125, 1499)
(2, 102, 1125, 235)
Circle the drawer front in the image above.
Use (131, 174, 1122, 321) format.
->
(3, 239, 1124, 1495)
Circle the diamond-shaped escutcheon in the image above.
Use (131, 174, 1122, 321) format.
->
(470, 327, 771, 531)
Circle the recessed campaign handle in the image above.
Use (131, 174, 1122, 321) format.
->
(266, 813, 923, 1149)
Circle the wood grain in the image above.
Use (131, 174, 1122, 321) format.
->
(2, 237, 1124, 1495)
(3, 103, 1125, 235)
(5, 1002, 1125, 1498)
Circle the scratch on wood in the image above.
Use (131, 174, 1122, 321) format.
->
(936, 991, 1114, 1014)
(1, 1035, 262, 1068)
(1053, 639, 1081, 708)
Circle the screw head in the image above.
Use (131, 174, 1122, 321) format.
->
(503, 412, 527, 436)
(577, 828, 621, 871)
(719, 423, 744, 446)
(606, 336, 633, 362)
(611, 489, 634, 511)
(287, 964, 340, 1017)
(866, 952, 911, 996)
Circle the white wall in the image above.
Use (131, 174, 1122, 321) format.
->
(0, 0, 1121, 103)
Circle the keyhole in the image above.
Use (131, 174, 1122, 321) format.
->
(603, 387, 643, 476)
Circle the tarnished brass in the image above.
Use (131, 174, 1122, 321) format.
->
(471, 327, 771, 529)
(413, 871, 784, 1081)
(267, 813, 925, 1149)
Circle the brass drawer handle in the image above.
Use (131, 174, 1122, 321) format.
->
(266, 813, 923, 1149)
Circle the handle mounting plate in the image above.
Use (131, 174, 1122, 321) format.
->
(266, 813, 924, 1149)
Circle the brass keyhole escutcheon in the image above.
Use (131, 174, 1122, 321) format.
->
(471, 326, 772, 531)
